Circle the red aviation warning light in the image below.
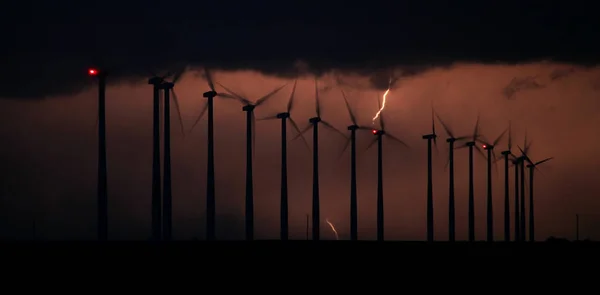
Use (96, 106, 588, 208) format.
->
(482, 144, 487, 149)
(372, 130, 378, 134)
(88, 68, 99, 76)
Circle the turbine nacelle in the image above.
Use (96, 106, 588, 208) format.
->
(148, 77, 164, 85)
(526, 164, 534, 168)
(161, 82, 174, 89)
(203, 90, 217, 98)
(242, 104, 256, 112)
(465, 141, 476, 147)
(446, 137, 456, 143)
(422, 134, 437, 140)
(372, 129, 385, 136)
(500, 150, 511, 156)
(276, 112, 290, 119)
(348, 125, 359, 131)
(483, 144, 494, 150)
(309, 117, 321, 124)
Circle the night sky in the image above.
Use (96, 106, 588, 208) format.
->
(1, 1, 599, 240)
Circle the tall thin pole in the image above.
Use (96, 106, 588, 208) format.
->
(312, 123, 320, 241)
(245, 108, 254, 241)
(152, 84, 162, 241)
(377, 135, 384, 241)
(350, 129, 358, 241)
(449, 140, 455, 241)
(280, 118, 288, 240)
(426, 138, 433, 242)
(162, 87, 172, 241)
(206, 95, 216, 241)
(486, 148, 493, 242)
(528, 166, 534, 241)
(504, 154, 510, 242)
(520, 161, 526, 241)
(97, 73, 108, 241)
(468, 144, 475, 241)
(514, 162, 520, 241)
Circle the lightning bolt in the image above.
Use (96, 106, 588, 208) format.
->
(326, 218, 339, 240)
(372, 77, 393, 124)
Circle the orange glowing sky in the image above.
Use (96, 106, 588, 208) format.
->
(1, 62, 599, 240)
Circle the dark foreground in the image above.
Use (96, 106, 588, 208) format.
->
(2, 240, 597, 258)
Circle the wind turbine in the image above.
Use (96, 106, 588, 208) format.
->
(215, 82, 288, 241)
(455, 116, 484, 241)
(499, 121, 515, 242)
(158, 72, 186, 241)
(148, 74, 165, 241)
(519, 146, 553, 242)
(479, 128, 508, 242)
(338, 90, 371, 241)
(516, 134, 532, 241)
(189, 68, 237, 241)
(258, 80, 309, 241)
(435, 113, 469, 241)
(294, 78, 347, 241)
(367, 94, 409, 241)
(421, 106, 438, 242)
(88, 68, 108, 241)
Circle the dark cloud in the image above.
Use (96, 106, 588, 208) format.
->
(1, 1, 599, 98)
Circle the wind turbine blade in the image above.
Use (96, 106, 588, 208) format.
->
(433, 137, 439, 157)
(475, 145, 487, 160)
(365, 137, 378, 152)
(493, 128, 508, 146)
(315, 78, 321, 117)
(455, 136, 470, 141)
(517, 145, 533, 165)
(292, 123, 313, 141)
(337, 138, 351, 161)
(434, 112, 454, 138)
(215, 82, 251, 105)
(321, 120, 347, 139)
(287, 79, 298, 113)
(340, 89, 357, 126)
(256, 83, 288, 106)
(472, 114, 480, 141)
(508, 120, 512, 150)
(535, 157, 553, 166)
(492, 150, 499, 176)
(171, 88, 186, 138)
(454, 144, 469, 150)
(444, 153, 450, 171)
(523, 131, 528, 153)
(257, 114, 279, 121)
(204, 68, 215, 92)
(189, 102, 208, 135)
(172, 70, 184, 84)
(385, 133, 410, 149)
(289, 117, 310, 151)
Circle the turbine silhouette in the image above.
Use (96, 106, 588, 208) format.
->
(435, 113, 469, 241)
(366, 94, 409, 241)
(519, 146, 553, 242)
(217, 82, 288, 240)
(147, 74, 166, 241)
(189, 68, 238, 240)
(338, 90, 371, 241)
(158, 72, 185, 241)
(294, 78, 347, 241)
(258, 80, 309, 241)
(455, 116, 485, 241)
(499, 121, 516, 241)
(422, 106, 438, 242)
(479, 128, 508, 242)
(89, 68, 108, 241)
